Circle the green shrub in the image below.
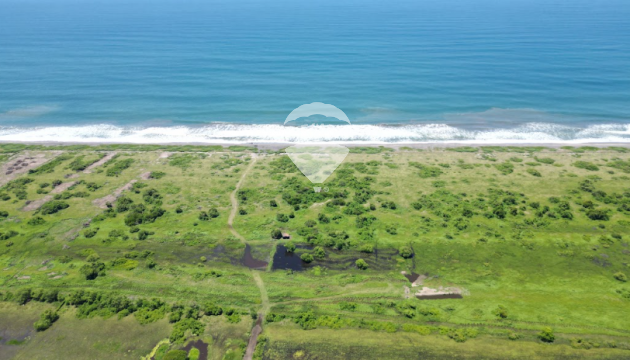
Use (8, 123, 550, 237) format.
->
(574, 161, 599, 171)
(614, 272, 628, 282)
(33, 310, 59, 331)
(27, 216, 46, 225)
(526, 168, 542, 177)
(106, 158, 134, 177)
(399, 247, 413, 259)
(271, 229, 282, 239)
(301, 253, 314, 263)
(40, 200, 70, 215)
(356, 258, 368, 270)
(538, 327, 555, 343)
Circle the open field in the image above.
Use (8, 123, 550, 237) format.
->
(1, 143, 630, 359)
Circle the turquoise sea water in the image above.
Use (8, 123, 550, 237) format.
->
(0, 0, 629, 143)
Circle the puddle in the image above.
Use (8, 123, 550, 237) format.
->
(272, 244, 314, 271)
(403, 272, 420, 283)
(180, 339, 209, 360)
(271, 244, 397, 271)
(242, 244, 268, 269)
(416, 293, 463, 300)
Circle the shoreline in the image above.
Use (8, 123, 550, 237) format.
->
(2, 140, 630, 151)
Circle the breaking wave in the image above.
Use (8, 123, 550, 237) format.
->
(1, 122, 630, 144)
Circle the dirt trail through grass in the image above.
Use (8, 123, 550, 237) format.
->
(228, 154, 257, 241)
(226, 154, 270, 360)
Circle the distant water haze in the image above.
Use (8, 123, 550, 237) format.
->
(0, 0, 629, 143)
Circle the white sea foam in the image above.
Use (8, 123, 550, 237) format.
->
(1, 122, 630, 144)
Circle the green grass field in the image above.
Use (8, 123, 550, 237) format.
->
(1, 143, 630, 359)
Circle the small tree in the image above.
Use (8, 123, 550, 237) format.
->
(276, 213, 289, 222)
(285, 242, 296, 253)
(399, 246, 413, 259)
(270, 199, 278, 207)
(356, 259, 368, 270)
(538, 327, 555, 343)
(492, 305, 508, 319)
(314, 246, 325, 260)
(271, 229, 282, 239)
(614, 272, 628, 282)
(301, 253, 314, 263)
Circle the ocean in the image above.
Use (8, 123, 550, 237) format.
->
(0, 0, 629, 144)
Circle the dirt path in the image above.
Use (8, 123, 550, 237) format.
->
(83, 152, 117, 173)
(92, 179, 137, 209)
(224, 154, 270, 360)
(228, 154, 257, 241)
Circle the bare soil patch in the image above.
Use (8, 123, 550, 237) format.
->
(83, 152, 117, 173)
(0, 152, 60, 187)
(140, 171, 151, 180)
(92, 179, 137, 209)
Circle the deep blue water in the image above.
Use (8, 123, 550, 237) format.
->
(0, 0, 629, 143)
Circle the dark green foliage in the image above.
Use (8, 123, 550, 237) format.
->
(380, 201, 397, 210)
(85, 182, 101, 191)
(285, 241, 296, 252)
(0, 230, 19, 240)
(494, 162, 514, 175)
(3, 177, 34, 200)
(355, 215, 376, 228)
(535, 157, 555, 165)
(265, 312, 286, 323)
(317, 213, 330, 223)
(409, 162, 443, 178)
(169, 318, 204, 343)
(356, 258, 368, 270)
(34, 310, 59, 331)
(80, 261, 106, 280)
(40, 200, 70, 215)
(492, 305, 509, 319)
(0, 211, 8, 218)
(208, 208, 219, 218)
(271, 229, 282, 239)
(203, 302, 223, 316)
(68, 154, 105, 171)
(124, 204, 165, 226)
(27, 216, 46, 225)
(573, 161, 599, 171)
(116, 196, 134, 212)
(276, 213, 289, 222)
(83, 227, 99, 238)
(359, 244, 374, 253)
(587, 209, 609, 221)
(301, 253, 314, 263)
(538, 327, 555, 343)
(313, 246, 325, 260)
(399, 247, 413, 259)
(270, 199, 278, 207)
(526, 168, 542, 177)
(142, 188, 162, 204)
(149, 171, 166, 179)
(614, 272, 628, 282)
(15, 288, 32, 305)
(106, 158, 134, 177)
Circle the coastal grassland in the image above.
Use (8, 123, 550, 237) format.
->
(2, 145, 630, 359)
(262, 326, 630, 360)
(0, 302, 170, 360)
